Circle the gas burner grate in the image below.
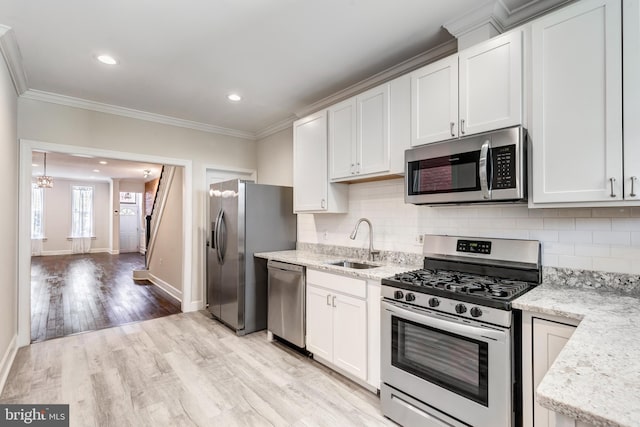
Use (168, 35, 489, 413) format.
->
(388, 269, 531, 300)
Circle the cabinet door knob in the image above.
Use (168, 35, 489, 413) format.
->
(321, 198, 326, 209)
(460, 119, 465, 135)
(450, 122, 455, 137)
(326, 294, 331, 306)
(609, 177, 616, 198)
(332, 296, 336, 307)
(631, 176, 637, 197)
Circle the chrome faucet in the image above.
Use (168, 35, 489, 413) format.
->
(349, 218, 380, 261)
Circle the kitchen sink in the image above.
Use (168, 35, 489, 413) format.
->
(326, 260, 381, 270)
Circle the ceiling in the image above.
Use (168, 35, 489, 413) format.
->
(31, 151, 162, 183)
(0, 0, 485, 136)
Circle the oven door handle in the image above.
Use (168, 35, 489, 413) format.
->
(383, 301, 506, 342)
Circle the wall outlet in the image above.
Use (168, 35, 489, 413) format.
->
(323, 230, 328, 241)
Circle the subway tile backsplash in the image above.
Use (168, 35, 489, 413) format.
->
(297, 178, 640, 275)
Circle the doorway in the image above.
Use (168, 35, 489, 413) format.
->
(19, 140, 193, 347)
(119, 192, 142, 253)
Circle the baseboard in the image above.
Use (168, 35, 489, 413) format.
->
(182, 300, 204, 312)
(110, 249, 120, 255)
(0, 335, 18, 395)
(37, 248, 111, 256)
(148, 273, 182, 303)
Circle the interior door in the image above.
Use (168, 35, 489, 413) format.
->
(219, 179, 242, 329)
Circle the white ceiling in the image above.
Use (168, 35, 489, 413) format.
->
(31, 151, 163, 183)
(0, 0, 483, 136)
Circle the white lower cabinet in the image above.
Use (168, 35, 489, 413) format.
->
(305, 269, 380, 389)
(522, 311, 579, 427)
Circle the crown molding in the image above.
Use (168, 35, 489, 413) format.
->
(254, 115, 296, 141)
(294, 39, 457, 119)
(443, 1, 508, 38)
(444, 0, 573, 38)
(0, 25, 28, 95)
(499, 0, 573, 27)
(20, 89, 257, 140)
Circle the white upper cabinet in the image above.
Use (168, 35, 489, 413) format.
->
(411, 31, 522, 147)
(293, 110, 348, 213)
(459, 31, 523, 136)
(624, 0, 640, 201)
(328, 98, 357, 180)
(411, 55, 458, 145)
(357, 85, 390, 176)
(531, 0, 623, 204)
(329, 75, 409, 182)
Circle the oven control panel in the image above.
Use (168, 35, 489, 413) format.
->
(456, 239, 492, 254)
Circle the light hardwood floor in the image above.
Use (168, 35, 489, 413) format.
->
(1, 312, 395, 427)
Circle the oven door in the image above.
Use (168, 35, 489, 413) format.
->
(381, 300, 512, 427)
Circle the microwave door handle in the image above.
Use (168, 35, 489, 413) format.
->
(479, 140, 491, 200)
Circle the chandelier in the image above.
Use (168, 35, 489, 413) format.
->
(36, 152, 54, 188)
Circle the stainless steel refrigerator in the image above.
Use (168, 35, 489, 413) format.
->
(206, 179, 296, 335)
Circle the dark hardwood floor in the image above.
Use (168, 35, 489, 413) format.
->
(30, 252, 181, 343)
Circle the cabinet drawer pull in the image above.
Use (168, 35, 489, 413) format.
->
(631, 176, 637, 197)
(321, 198, 326, 209)
(326, 294, 331, 306)
(610, 177, 616, 198)
(332, 296, 336, 307)
(450, 122, 455, 137)
(460, 119, 465, 135)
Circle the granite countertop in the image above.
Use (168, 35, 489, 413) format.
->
(513, 282, 640, 427)
(254, 250, 420, 281)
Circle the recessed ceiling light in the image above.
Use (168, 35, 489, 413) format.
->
(71, 153, 94, 158)
(227, 93, 242, 102)
(99, 160, 108, 165)
(97, 54, 117, 65)
(93, 169, 100, 173)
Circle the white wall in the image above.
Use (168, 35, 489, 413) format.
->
(299, 178, 640, 274)
(19, 98, 257, 308)
(0, 51, 18, 383)
(119, 180, 145, 193)
(148, 167, 183, 293)
(38, 178, 110, 254)
(256, 127, 293, 186)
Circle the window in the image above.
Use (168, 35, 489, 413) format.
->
(31, 183, 44, 238)
(71, 185, 94, 238)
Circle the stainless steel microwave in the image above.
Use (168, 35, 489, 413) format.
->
(405, 126, 527, 205)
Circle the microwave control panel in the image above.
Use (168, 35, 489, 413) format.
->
(456, 239, 492, 254)
(492, 145, 516, 189)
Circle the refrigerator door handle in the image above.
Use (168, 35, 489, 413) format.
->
(217, 209, 227, 264)
(214, 209, 223, 263)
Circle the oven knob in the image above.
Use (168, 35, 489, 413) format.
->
(428, 297, 440, 307)
(455, 303, 467, 314)
(394, 290, 404, 300)
(405, 293, 416, 302)
(470, 307, 483, 318)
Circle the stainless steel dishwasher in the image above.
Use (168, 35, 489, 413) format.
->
(267, 260, 306, 348)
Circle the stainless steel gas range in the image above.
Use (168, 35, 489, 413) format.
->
(380, 235, 541, 427)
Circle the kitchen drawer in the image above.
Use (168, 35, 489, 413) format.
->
(307, 269, 366, 299)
